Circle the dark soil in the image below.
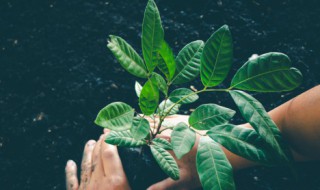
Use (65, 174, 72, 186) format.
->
(118, 146, 167, 190)
(1, 0, 320, 189)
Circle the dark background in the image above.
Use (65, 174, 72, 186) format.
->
(1, 0, 320, 189)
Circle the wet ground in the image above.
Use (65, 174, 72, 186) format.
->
(1, 0, 320, 189)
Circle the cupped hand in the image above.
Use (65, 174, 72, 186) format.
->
(65, 129, 131, 190)
(146, 114, 202, 190)
(147, 134, 202, 190)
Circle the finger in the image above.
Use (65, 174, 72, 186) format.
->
(103, 128, 110, 134)
(91, 134, 106, 177)
(65, 160, 79, 190)
(100, 140, 126, 177)
(147, 177, 181, 190)
(79, 140, 96, 190)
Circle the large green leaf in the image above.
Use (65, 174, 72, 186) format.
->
(156, 99, 180, 116)
(171, 40, 204, 84)
(153, 138, 173, 150)
(95, 102, 134, 131)
(229, 90, 292, 162)
(171, 122, 196, 159)
(150, 145, 180, 180)
(169, 88, 198, 104)
(105, 130, 147, 146)
(151, 72, 168, 96)
(230, 52, 302, 92)
(107, 35, 148, 78)
(142, 0, 164, 72)
(200, 25, 233, 87)
(196, 137, 235, 190)
(207, 124, 276, 165)
(157, 41, 176, 80)
(130, 117, 150, 140)
(189, 104, 235, 130)
(134, 81, 143, 97)
(139, 78, 159, 115)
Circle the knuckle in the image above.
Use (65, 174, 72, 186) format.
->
(110, 176, 126, 187)
(102, 148, 115, 159)
(81, 162, 91, 171)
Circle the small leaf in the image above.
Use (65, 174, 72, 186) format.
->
(139, 79, 159, 115)
(171, 122, 196, 159)
(172, 40, 204, 85)
(107, 35, 148, 78)
(158, 41, 176, 80)
(151, 72, 168, 96)
(130, 117, 150, 140)
(230, 52, 303, 92)
(207, 124, 276, 165)
(95, 102, 134, 131)
(196, 137, 235, 190)
(157, 99, 180, 116)
(169, 88, 198, 104)
(200, 25, 233, 87)
(135, 81, 143, 97)
(229, 90, 292, 162)
(153, 138, 172, 150)
(189, 104, 235, 130)
(105, 130, 147, 146)
(151, 145, 180, 180)
(142, 0, 164, 72)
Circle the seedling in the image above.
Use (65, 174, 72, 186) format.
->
(95, 0, 302, 189)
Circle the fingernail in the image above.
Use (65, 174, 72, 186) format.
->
(67, 160, 75, 167)
(87, 140, 96, 147)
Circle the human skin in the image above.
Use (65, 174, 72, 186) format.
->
(66, 85, 320, 190)
(65, 129, 131, 190)
(147, 85, 320, 190)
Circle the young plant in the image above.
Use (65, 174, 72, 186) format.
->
(95, 0, 303, 189)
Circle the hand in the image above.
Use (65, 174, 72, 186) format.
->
(147, 134, 202, 190)
(147, 114, 190, 136)
(65, 130, 131, 190)
(145, 114, 201, 189)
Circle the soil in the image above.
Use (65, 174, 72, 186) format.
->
(118, 146, 168, 190)
(1, 0, 320, 189)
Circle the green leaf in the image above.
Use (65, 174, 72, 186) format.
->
(229, 90, 291, 162)
(230, 52, 302, 92)
(142, 0, 164, 72)
(139, 78, 159, 115)
(189, 104, 235, 130)
(95, 102, 134, 131)
(105, 130, 147, 146)
(153, 138, 172, 150)
(107, 35, 148, 78)
(130, 117, 150, 140)
(196, 137, 235, 190)
(158, 41, 176, 80)
(200, 25, 233, 87)
(150, 145, 180, 180)
(171, 122, 196, 159)
(169, 88, 198, 104)
(207, 124, 276, 165)
(151, 72, 168, 96)
(156, 99, 180, 116)
(172, 40, 204, 85)
(134, 81, 143, 97)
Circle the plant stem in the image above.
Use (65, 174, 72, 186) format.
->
(163, 88, 229, 119)
(151, 88, 229, 137)
(158, 126, 174, 134)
